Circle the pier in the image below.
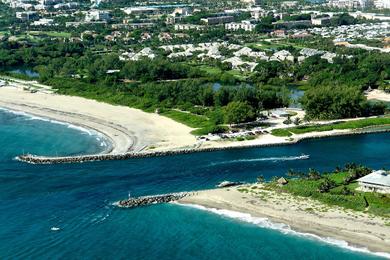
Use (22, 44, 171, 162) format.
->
(115, 192, 192, 208)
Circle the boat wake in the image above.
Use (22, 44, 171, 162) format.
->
(177, 203, 390, 259)
(211, 154, 309, 166)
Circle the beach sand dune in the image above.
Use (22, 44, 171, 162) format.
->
(0, 87, 196, 154)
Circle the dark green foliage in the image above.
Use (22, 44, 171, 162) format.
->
(224, 101, 256, 124)
(318, 177, 337, 193)
(301, 85, 385, 120)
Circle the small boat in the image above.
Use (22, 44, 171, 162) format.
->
(298, 154, 310, 160)
(50, 227, 60, 231)
(216, 181, 242, 188)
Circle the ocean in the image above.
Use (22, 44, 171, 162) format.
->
(0, 108, 388, 259)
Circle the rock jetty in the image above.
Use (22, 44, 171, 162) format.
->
(115, 192, 192, 209)
(15, 127, 390, 165)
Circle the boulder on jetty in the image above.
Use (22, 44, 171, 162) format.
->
(116, 192, 191, 209)
(216, 181, 242, 188)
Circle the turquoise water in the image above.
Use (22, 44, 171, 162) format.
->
(0, 109, 388, 259)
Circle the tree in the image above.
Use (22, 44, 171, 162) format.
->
(318, 178, 337, 193)
(300, 85, 383, 120)
(257, 175, 265, 183)
(224, 101, 256, 124)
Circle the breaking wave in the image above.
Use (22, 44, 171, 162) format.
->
(177, 203, 390, 259)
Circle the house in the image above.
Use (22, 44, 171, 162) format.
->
(357, 170, 390, 194)
(271, 29, 287, 38)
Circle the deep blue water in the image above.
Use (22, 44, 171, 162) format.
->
(0, 109, 389, 259)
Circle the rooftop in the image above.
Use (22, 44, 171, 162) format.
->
(358, 170, 390, 187)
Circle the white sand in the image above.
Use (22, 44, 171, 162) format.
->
(0, 86, 196, 154)
(179, 187, 390, 254)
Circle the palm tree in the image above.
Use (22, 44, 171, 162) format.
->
(257, 175, 265, 183)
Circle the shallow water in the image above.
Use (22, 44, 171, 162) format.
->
(0, 109, 388, 259)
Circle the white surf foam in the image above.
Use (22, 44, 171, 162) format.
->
(177, 203, 390, 259)
(0, 106, 110, 148)
(212, 155, 309, 166)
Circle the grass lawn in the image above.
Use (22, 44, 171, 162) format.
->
(197, 64, 248, 81)
(266, 171, 390, 217)
(160, 109, 210, 127)
(272, 117, 390, 137)
(28, 31, 71, 38)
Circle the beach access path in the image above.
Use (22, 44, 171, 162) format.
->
(178, 186, 390, 255)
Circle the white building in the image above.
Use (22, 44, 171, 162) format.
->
(174, 24, 205, 31)
(311, 16, 331, 25)
(327, 0, 369, 9)
(85, 10, 110, 22)
(32, 18, 54, 26)
(225, 20, 256, 31)
(357, 170, 390, 194)
(281, 1, 299, 8)
(374, 0, 390, 9)
(122, 6, 158, 15)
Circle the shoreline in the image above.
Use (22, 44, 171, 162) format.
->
(2, 81, 390, 164)
(0, 106, 115, 155)
(177, 187, 390, 257)
(0, 85, 197, 155)
(16, 127, 390, 164)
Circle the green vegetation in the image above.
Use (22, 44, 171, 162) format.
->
(301, 85, 386, 120)
(266, 165, 390, 217)
(271, 117, 390, 137)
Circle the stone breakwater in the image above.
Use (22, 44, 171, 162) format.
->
(115, 192, 192, 208)
(15, 127, 390, 164)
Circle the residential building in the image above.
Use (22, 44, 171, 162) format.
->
(172, 7, 191, 16)
(200, 16, 234, 25)
(85, 10, 111, 22)
(32, 18, 54, 26)
(174, 24, 205, 31)
(122, 6, 159, 15)
(225, 20, 256, 31)
(374, 0, 390, 9)
(281, 1, 299, 8)
(357, 170, 390, 194)
(311, 16, 331, 25)
(327, 0, 369, 9)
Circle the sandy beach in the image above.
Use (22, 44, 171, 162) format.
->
(0, 86, 196, 154)
(178, 186, 390, 255)
(0, 77, 387, 159)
